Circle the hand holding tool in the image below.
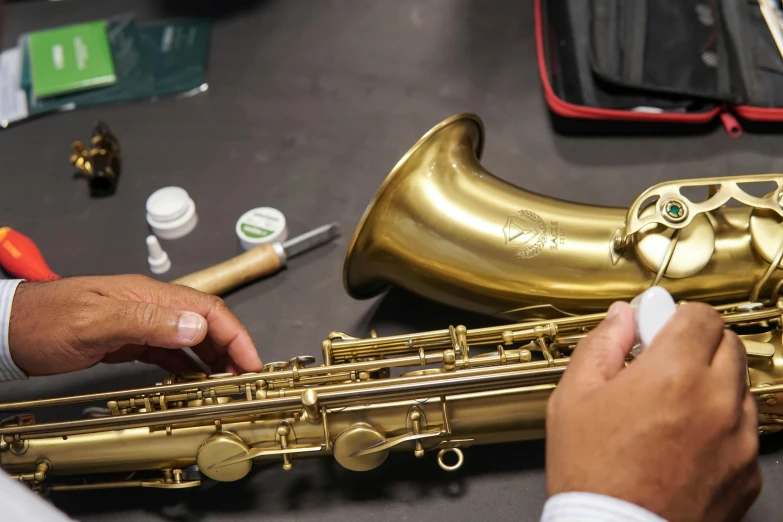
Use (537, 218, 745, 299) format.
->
(0, 228, 60, 281)
(170, 222, 340, 295)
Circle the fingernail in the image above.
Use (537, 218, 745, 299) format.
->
(178, 313, 205, 343)
(606, 301, 623, 320)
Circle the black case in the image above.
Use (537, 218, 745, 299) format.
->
(536, 0, 783, 137)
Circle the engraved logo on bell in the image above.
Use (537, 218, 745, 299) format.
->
(504, 210, 547, 259)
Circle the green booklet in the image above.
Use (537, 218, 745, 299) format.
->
(27, 20, 117, 98)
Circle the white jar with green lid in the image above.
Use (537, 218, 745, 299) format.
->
(235, 207, 288, 250)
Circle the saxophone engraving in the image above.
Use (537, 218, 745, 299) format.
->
(3, 113, 783, 494)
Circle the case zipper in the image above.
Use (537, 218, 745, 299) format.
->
(719, 107, 743, 139)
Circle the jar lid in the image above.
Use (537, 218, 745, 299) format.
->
(235, 207, 288, 250)
(146, 187, 198, 240)
(146, 187, 191, 222)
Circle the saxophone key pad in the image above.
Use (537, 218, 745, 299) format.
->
(196, 432, 252, 482)
(634, 203, 715, 279)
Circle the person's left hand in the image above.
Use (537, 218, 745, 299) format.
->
(8, 275, 263, 377)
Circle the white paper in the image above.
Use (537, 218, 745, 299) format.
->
(0, 47, 29, 128)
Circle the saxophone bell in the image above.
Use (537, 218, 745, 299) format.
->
(343, 113, 783, 319)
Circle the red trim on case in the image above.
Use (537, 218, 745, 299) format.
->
(534, 0, 720, 124)
(733, 105, 783, 122)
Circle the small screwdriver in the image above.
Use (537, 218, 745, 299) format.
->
(0, 228, 60, 282)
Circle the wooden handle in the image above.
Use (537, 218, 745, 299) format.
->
(169, 243, 282, 295)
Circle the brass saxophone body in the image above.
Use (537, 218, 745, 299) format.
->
(343, 113, 783, 319)
(2, 303, 783, 492)
(4, 113, 783, 493)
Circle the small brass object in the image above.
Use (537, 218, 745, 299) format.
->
(70, 121, 121, 197)
(437, 448, 464, 472)
(301, 389, 322, 423)
(662, 199, 688, 223)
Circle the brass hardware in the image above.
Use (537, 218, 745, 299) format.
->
(437, 448, 464, 472)
(662, 199, 688, 223)
(745, 341, 777, 359)
(70, 121, 121, 197)
(333, 424, 389, 472)
(277, 423, 293, 471)
(196, 432, 252, 482)
(752, 235, 783, 303)
(302, 389, 322, 423)
(411, 409, 426, 458)
(343, 113, 783, 319)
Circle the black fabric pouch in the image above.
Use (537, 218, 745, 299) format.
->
(536, 0, 783, 137)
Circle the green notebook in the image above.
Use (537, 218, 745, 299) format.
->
(27, 20, 117, 98)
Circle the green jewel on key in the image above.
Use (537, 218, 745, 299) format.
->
(664, 200, 687, 222)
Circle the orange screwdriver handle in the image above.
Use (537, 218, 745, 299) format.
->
(0, 228, 60, 282)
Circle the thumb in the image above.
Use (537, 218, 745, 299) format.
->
(563, 301, 636, 388)
(104, 299, 208, 348)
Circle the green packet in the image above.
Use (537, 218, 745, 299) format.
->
(19, 16, 209, 118)
(27, 20, 117, 98)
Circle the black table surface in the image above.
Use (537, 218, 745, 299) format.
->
(2, 1, 783, 520)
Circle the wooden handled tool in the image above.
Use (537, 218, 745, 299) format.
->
(170, 222, 340, 295)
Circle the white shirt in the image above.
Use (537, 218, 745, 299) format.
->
(0, 279, 666, 521)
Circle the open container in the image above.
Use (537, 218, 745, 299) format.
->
(535, 0, 783, 138)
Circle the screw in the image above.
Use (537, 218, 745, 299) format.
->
(662, 199, 688, 223)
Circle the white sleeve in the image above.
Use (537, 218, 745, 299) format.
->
(0, 279, 27, 381)
(540, 492, 668, 522)
(0, 469, 74, 521)
(0, 279, 27, 382)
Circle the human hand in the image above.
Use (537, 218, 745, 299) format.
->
(8, 275, 263, 377)
(545, 301, 761, 522)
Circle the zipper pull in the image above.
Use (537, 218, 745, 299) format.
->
(720, 108, 743, 138)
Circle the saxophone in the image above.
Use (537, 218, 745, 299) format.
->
(1, 303, 782, 493)
(3, 113, 783, 493)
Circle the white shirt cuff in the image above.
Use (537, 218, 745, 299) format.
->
(541, 492, 667, 522)
(0, 279, 28, 381)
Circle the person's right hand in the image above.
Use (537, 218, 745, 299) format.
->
(545, 301, 761, 522)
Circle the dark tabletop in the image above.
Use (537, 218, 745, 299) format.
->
(2, 0, 783, 520)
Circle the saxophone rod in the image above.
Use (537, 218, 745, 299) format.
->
(0, 363, 567, 439)
(0, 351, 472, 411)
(0, 303, 777, 413)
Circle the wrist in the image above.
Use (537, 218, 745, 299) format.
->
(541, 492, 668, 522)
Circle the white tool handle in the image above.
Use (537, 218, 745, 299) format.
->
(630, 286, 676, 355)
